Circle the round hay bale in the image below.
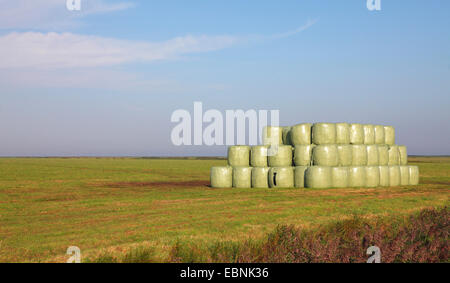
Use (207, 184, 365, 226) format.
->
(263, 126, 283, 145)
(388, 145, 400, 165)
(350, 123, 364, 144)
(251, 167, 270, 188)
(312, 145, 338, 166)
(282, 126, 292, 145)
(228, 146, 250, 167)
(331, 167, 349, 188)
(389, 166, 401, 187)
(348, 166, 367, 188)
(269, 167, 294, 188)
(337, 145, 353, 166)
(294, 166, 308, 188)
(363, 124, 375, 145)
(384, 126, 395, 145)
(365, 166, 380, 188)
(305, 166, 332, 188)
(210, 166, 233, 188)
(293, 145, 313, 166)
(268, 145, 293, 167)
(379, 166, 390, 187)
(374, 125, 385, 145)
(366, 145, 380, 166)
(377, 145, 389, 166)
(398, 145, 408, 165)
(250, 145, 268, 167)
(233, 167, 252, 188)
(290, 123, 312, 145)
(399, 165, 410, 186)
(352, 145, 368, 166)
(336, 123, 350, 144)
(408, 166, 419, 185)
(312, 123, 336, 145)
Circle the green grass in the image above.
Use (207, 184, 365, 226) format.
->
(0, 156, 448, 262)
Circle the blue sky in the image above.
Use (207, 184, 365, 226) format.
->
(0, 0, 449, 156)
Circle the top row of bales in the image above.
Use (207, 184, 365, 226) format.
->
(265, 123, 395, 146)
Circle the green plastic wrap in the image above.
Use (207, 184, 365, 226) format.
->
(293, 145, 313, 166)
(228, 145, 250, 167)
(365, 166, 380, 188)
(388, 145, 400, 165)
(233, 167, 252, 188)
(263, 126, 283, 145)
(363, 124, 375, 145)
(337, 145, 353, 166)
(408, 166, 419, 185)
(384, 126, 395, 145)
(251, 167, 270, 188)
(305, 166, 332, 188)
(312, 145, 338, 166)
(282, 126, 292, 145)
(379, 166, 390, 187)
(294, 166, 308, 188)
(290, 123, 312, 145)
(250, 145, 268, 167)
(366, 145, 380, 166)
(388, 166, 401, 187)
(374, 125, 385, 145)
(399, 165, 410, 186)
(348, 166, 366, 188)
(336, 123, 350, 144)
(377, 145, 389, 166)
(312, 123, 336, 145)
(352, 145, 368, 166)
(350, 123, 364, 144)
(269, 167, 294, 188)
(331, 167, 349, 188)
(210, 166, 233, 188)
(268, 145, 293, 167)
(398, 145, 408, 165)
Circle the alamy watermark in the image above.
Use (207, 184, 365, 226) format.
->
(367, 0, 381, 11)
(66, 0, 81, 11)
(367, 246, 381, 263)
(66, 246, 81, 263)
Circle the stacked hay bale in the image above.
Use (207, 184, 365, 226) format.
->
(210, 123, 419, 188)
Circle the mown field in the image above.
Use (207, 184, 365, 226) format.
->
(0, 156, 448, 262)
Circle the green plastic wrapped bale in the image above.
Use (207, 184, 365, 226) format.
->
(389, 166, 401, 187)
(352, 145, 368, 166)
(269, 167, 294, 188)
(378, 145, 389, 166)
(398, 145, 408, 165)
(399, 165, 410, 186)
(350, 123, 364, 144)
(366, 145, 380, 166)
(312, 123, 336, 145)
(337, 145, 353, 166)
(228, 146, 250, 167)
(388, 145, 400, 165)
(282, 126, 292, 145)
(336, 123, 350, 144)
(384, 126, 395, 145)
(268, 145, 293, 167)
(331, 167, 349, 188)
(365, 166, 380, 188)
(294, 166, 308, 188)
(408, 166, 419, 185)
(374, 125, 385, 145)
(251, 167, 270, 188)
(290, 123, 312, 145)
(293, 145, 313, 166)
(305, 166, 332, 188)
(263, 126, 283, 145)
(250, 145, 268, 167)
(379, 166, 390, 187)
(210, 166, 233, 188)
(233, 167, 252, 188)
(312, 145, 338, 166)
(348, 166, 367, 188)
(363, 124, 375, 145)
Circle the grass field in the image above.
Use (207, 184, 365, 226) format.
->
(0, 156, 448, 262)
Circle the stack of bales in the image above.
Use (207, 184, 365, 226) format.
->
(210, 123, 419, 188)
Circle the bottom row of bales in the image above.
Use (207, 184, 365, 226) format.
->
(210, 165, 419, 189)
